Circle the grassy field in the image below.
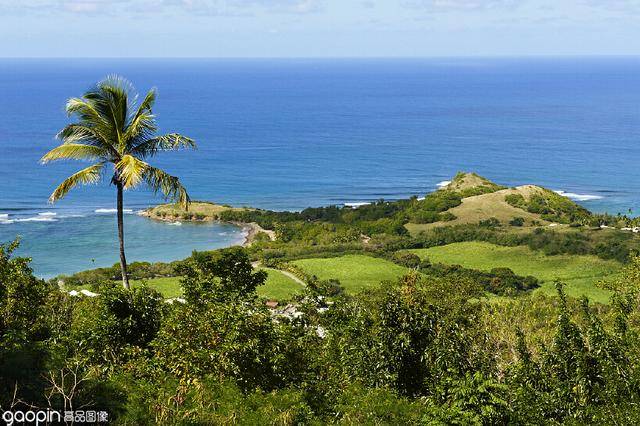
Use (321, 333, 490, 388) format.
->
(292, 255, 409, 294)
(78, 268, 304, 301)
(257, 268, 305, 300)
(130, 276, 182, 298)
(410, 242, 620, 304)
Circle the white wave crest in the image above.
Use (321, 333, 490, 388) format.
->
(344, 202, 371, 208)
(0, 211, 60, 224)
(436, 180, 451, 189)
(95, 208, 134, 214)
(554, 190, 603, 202)
(168, 221, 182, 226)
(15, 216, 58, 222)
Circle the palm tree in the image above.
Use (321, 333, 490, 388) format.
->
(41, 75, 195, 289)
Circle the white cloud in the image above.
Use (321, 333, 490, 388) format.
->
(582, 0, 640, 12)
(0, 0, 326, 16)
(403, 0, 522, 12)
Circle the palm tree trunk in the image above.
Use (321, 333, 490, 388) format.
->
(117, 181, 130, 289)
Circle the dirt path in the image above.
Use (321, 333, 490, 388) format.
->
(252, 261, 306, 286)
(277, 269, 306, 286)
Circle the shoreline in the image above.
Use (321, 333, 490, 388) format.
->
(234, 221, 276, 247)
(137, 209, 275, 247)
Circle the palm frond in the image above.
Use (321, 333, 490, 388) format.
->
(123, 89, 157, 147)
(97, 76, 135, 147)
(143, 166, 190, 208)
(49, 163, 104, 203)
(41, 144, 109, 164)
(131, 133, 196, 157)
(129, 88, 156, 124)
(115, 154, 148, 189)
(57, 124, 101, 144)
(57, 124, 120, 158)
(66, 97, 107, 123)
(65, 97, 120, 152)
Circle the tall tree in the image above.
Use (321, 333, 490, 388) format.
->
(41, 75, 195, 289)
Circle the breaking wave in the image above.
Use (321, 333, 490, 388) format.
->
(554, 190, 603, 202)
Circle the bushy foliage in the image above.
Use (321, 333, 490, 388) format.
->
(391, 251, 421, 268)
(316, 273, 491, 399)
(151, 302, 309, 390)
(505, 190, 592, 224)
(509, 216, 525, 226)
(0, 240, 53, 339)
(425, 263, 540, 296)
(8, 234, 640, 423)
(0, 240, 57, 407)
(506, 283, 640, 423)
(178, 247, 267, 304)
(57, 259, 181, 286)
(414, 223, 639, 263)
(70, 284, 166, 363)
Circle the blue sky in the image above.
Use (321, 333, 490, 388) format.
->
(2, 0, 640, 57)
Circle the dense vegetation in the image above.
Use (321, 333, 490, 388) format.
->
(5, 240, 640, 424)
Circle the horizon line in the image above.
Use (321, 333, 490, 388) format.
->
(2, 54, 640, 60)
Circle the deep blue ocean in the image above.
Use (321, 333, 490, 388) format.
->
(1, 58, 639, 278)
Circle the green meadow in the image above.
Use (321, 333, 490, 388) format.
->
(90, 267, 304, 301)
(257, 268, 305, 300)
(120, 256, 407, 300)
(410, 242, 620, 304)
(292, 255, 409, 294)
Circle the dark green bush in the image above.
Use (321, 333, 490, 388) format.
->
(509, 217, 525, 226)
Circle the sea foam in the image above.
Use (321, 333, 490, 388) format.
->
(95, 208, 134, 214)
(344, 202, 371, 208)
(14, 216, 58, 222)
(554, 190, 603, 202)
(436, 180, 451, 189)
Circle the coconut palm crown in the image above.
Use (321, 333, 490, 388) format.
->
(41, 75, 195, 289)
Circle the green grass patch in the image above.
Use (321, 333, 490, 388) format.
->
(76, 268, 302, 301)
(131, 276, 182, 298)
(257, 268, 305, 300)
(292, 255, 409, 294)
(410, 242, 620, 304)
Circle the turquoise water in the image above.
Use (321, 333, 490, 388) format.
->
(11, 214, 245, 278)
(1, 58, 639, 277)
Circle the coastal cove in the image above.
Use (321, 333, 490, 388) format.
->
(1, 212, 247, 279)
